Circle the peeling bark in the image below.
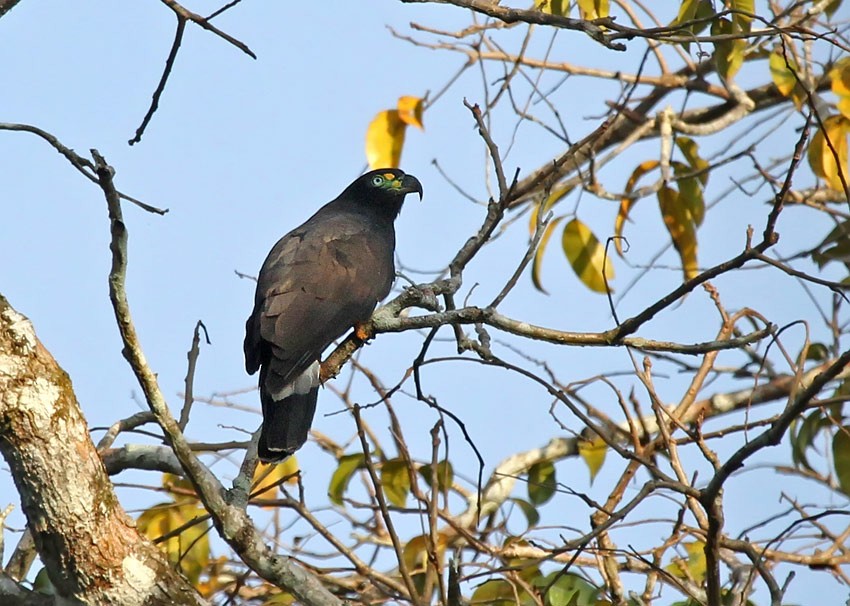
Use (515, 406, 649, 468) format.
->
(0, 295, 208, 606)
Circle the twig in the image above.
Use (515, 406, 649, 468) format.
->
(179, 320, 210, 431)
(130, 0, 257, 145)
(92, 149, 344, 606)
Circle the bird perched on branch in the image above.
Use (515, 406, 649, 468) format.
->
(244, 169, 423, 461)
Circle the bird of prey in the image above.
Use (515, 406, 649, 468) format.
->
(244, 169, 423, 462)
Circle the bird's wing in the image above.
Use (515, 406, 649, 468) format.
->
(244, 210, 395, 389)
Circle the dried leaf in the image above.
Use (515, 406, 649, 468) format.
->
(616, 160, 659, 256)
(531, 216, 564, 294)
(658, 185, 699, 280)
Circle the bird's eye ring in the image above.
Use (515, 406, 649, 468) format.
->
(371, 175, 384, 186)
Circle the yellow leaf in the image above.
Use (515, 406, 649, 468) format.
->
(403, 534, 446, 574)
(162, 473, 198, 502)
(562, 218, 615, 293)
(397, 95, 425, 130)
(769, 47, 797, 97)
(666, 541, 707, 582)
(769, 46, 807, 110)
(252, 456, 299, 500)
(670, 0, 699, 26)
(537, 0, 569, 15)
(830, 58, 850, 119)
(658, 185, 699, 280)
(577, 0, 609, 19)
(365, 109, 407, 169)
(528, 183, 573, 238)
(673, 161, 705, 226)
(577, 436, 607, 483)
(731, 0, 753, 32)
(531, 216, 564, 294)
(669, 0, 714, 51)
(137, 503, 210, 585)
(711, 17, 745, 83)
(615, 160, 659, 256)
(808, 115, 850, 192)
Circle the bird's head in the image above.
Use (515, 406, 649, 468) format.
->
(343, 169, 423, 219)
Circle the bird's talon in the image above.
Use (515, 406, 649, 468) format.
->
(354, 322, 373, 341)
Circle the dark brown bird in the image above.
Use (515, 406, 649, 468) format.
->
(244, 169, 423, 461)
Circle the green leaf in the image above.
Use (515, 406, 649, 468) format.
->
(33, 568, 55, 596)
(791, 409, 827, 472)
(471, 579, 515, 606)
(826, 0, 843, 19)
(381, 458, 411, 507)
(675, 136, 709, 186)
(534, 571, 599, 606)
(328, 453, 365, 506)
(711, 17, 746, 83)
(527, 460, 557, 505)
(419, 459, 454, 492)
(833, 427, 850, 496)
(510, 497, 541, 529)
(562, 218, 615, 293)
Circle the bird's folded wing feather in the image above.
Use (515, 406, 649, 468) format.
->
(245, 212, 394, 388)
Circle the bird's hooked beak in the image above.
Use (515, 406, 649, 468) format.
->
(399, 174, 424, 200)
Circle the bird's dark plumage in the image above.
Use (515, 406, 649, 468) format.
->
(244, 169, 422, 461)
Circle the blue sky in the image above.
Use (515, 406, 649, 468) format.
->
(1, 1, 848, 603)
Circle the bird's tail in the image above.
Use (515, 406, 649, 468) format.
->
(258, 371, 319, 462)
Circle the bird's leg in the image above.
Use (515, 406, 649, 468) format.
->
(354, 321, 374, 342)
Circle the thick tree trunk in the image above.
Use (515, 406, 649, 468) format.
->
(0, 295, 208, 606)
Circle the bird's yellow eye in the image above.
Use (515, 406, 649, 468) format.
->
(371, 175, 384, 186)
